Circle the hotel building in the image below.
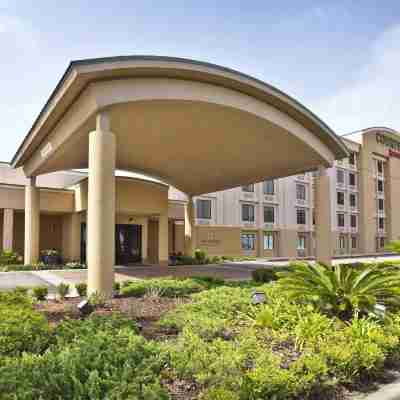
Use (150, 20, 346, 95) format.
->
(0, 126, 398, 263)
(192, 126, 400, 258)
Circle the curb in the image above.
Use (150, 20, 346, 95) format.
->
(353, 374, 400, 400)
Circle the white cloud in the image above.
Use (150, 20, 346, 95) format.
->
(314, 24, 400, 134)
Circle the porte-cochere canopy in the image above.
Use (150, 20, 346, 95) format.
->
(12, 56, 348, 295)
(12, 56, 348, 195)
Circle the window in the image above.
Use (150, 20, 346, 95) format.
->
(242, 204, 255, 222)
(379, 217, 385, 230)
(312, 211, 316, 225)
(337, 191, 345, 206)
(263, 232, 274, 250)
(241, 233, 256, 250)
(296, 208, 306, 225)
(337, 213, 345, 227)
(350, 214, 357, 228)
(263, 180, 275, 195)
(377, 180, 384, 193)
(338, 235, 346, 249)
(378, 198, 384, 211)
(377, 160, 384, 174)
(264, 206, 275, 224)
(196, 199, 211, 219)
(296, 184, 306, 201)
(297, 234, 306, 250)
(337, 169, 344, 184)
(349, 193, 357, 208)
(349, 172, 356, 187)
(242, 184, 254, 192)
(349, 153, 355, 166)
(379, 237, 386, 248)
(351, 236, 357, 249)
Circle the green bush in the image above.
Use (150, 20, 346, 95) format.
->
(194, 248, 209, 264)
(113, 281, 121, 292)
(252, 268, 279, 283)
(0, 250, 21, 266)
(32, 286, 48, 301)
(0, 291, 32, 308)
(0, 327, 168, 399)
(56, 283, 69, 300)
(53, 313, 138, 347)
(161, 283, 400, 398)
(120, 278, 205, 298)
(88, 291, 107, 307)
(0, 303, 50, 357)
(75, 282, 87, 297)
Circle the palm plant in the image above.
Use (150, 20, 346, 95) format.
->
(278, 262, 400, 320)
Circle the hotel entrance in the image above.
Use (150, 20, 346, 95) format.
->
(81, 223, 142, 264)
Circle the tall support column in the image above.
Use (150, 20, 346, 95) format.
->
(315, 166, 333, 265)
(141, 219, 148, 263)
(24, 177, 40, 264)
(158, 213, 169, 266)
(87, 112, 116, 297)
(184, 196, 196, 256)
(3, 209, 15, 251)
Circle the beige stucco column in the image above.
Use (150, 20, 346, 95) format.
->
(184, 196, 196, 256)
(24, 177, 40, 264)
(141, 218, 148, 263)
(87, 113, 116, 297)
(3, 209, 15, 251)
(158, 213, 169, 266)
(315, 166, 333, 265)
(62, 213, 81, 262)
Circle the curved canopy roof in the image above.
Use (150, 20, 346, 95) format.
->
(12, 56, 348, 195)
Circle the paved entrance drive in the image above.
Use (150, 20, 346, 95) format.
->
(0, 272, 57, 293)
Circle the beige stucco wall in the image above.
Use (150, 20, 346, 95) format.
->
(0, 186, 74, 213)
(387, 157, 400, 241)
(75, 177, 168, 215)
(194, 225, 244, 257)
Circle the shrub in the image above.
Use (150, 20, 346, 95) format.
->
(53, 313, 138, 346)
(0, 291, 32, 308)
(32, 286, 48, 301)
(278, 262, 400, 320)
(120, 278, 205, 298)
(113, 281, 121, 292)
(0, 328, 168, 399)
(88, 291, 107, 307)
(56, 283, 69, 300)
(75, 282, 87, 297)
(13, 286, 29, 295)
(252, 268, 279, 283)
(175, 255, 195, 265)
(194, 248, 208, 264)
(65, 261, 86, 269)
(0, 303, 50, 357)
(191, 276, 226, 288)
(0, 250, 21, 266)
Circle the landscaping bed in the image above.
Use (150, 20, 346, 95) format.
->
(2, 265, 400, 399)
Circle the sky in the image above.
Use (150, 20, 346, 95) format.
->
(1, 0, 400, 162)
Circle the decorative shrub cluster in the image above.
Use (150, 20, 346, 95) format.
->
(0, 292, 167, 400)
(120, 278, 205, 298)
(0, 250, 21, 266)
(160, 283, 400, 398)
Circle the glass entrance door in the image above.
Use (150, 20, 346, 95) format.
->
(115, 224, 142, 265)
(80, 223, 142, 265)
